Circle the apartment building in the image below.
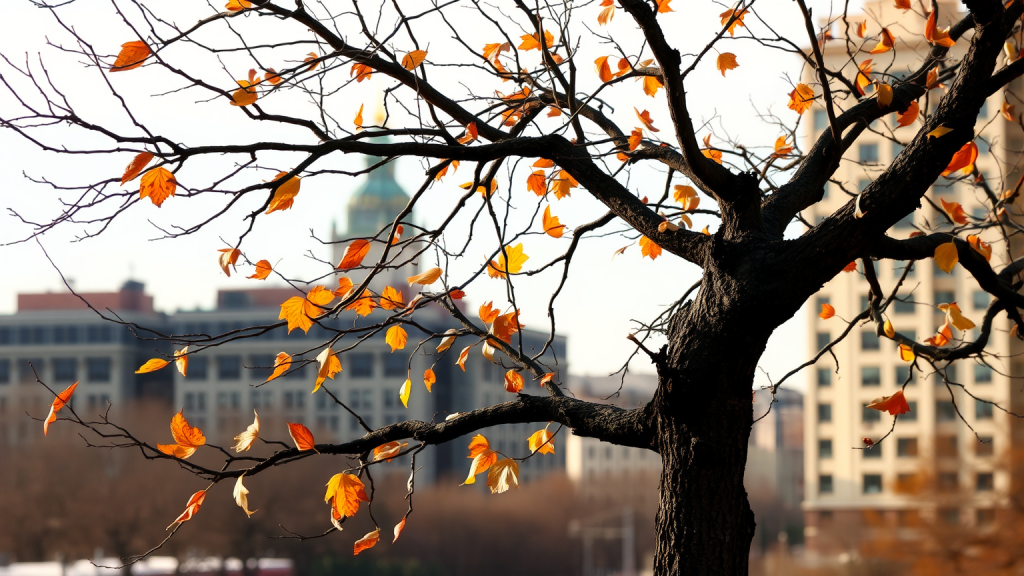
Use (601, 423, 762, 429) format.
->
(801, 0, 1024, 551)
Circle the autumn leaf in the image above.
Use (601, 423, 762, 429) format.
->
(1002, 101, 1016, 122)
(394, 518, 407, 543)
(280, 286, 335, 334)
(265, 352, 292, 383)
(314, 347, 342, 392)
(942, 142, 978, 177)
(121, 152, 154, 185)
(110, 41, 151, 72)
(643, 75, 663, 97)
(158, 410, 205, 459)
(487, 459, 520, 494)
(639, 236, 661, 260)
(940, 198, 968, 224)
(788, 84, 814, 114)
(456, 345, 471, 371)
(264, 67, 282, 85)
(715, 53, 738, 76)
(598, 0, 615, 25)
(899, 343, 915, 362)
(399, 378, 411, 408)
(482, 42, 510, 63)
(518, 30, 554, 51)
(855, 60, 873, 96)
(550, 170, 576, 200)
(595, 56, 613, 83)
(635, 108, 659, 132)
(655, 0, 673, 13)
(528, 428, 555, 454)
(408, 267, 443, 286)
(819, 303, 835, 319)
(843, 261, 857, 272)
(344, 289, 377, 317)
(43, 381, 78, 436)
(773, 137, 793, 157)
(896, 101, 919, 127)
(968, 234, 992, 261)
(925, 322, 953, 347)
(167, 491, 206, 530)
(354, 529, 380, 556)
(424, 368, 436, 392)
(884, 320, 896, 338)
(479, 301, 500, 324)
(136, 358, 169, 374)
(876, 83, 893, 107)
(491, 310, 522, 343)
(338, 239, 371, 270)
(218, 248, 241, 277)
(225, 0, 251, 11)
(527, 171, 547, 196)
(374, 441, 409, 462)
(233, 475, 256, 518)
(288, 422, 316, 451)
(174, 346, 188, 377)
(230, 77, 259, 107)
(488, 243, 529, 278)
(869, 28, 895, 54)
(926, 66, 940, 89)
(351, 62, 373, 82)
(380, 286, 404, 310)
(934, 241, 958, 273)
(248, 260, 272, 280)
(719, 9, 747, 36)
(140, 167, 176, 207)
(504, 370, 524, 393)
(325, 473, 368, 518)
(925, 10, 955, 47)
(385, 325, 408, 353)
(402, 50, 427, 71)
(542, 206, 565, 238)
(928, 125, 952, 138)
(938, 302, 976, 331)
(233, 410, 260, 452)
(867, 389, 911, 415)
(463, 434, 498, 484)
(856, 20, 867, 37)
(457, 122, 479, 145)
(304, 52, 319, 72)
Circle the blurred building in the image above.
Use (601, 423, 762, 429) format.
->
(0, 556, 294, 576)
(801, 0, 1023, 553)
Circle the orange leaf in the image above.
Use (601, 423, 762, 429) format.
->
(136, 358, 169, 374)
(488, 243, 529, 278)
(402, 50, 428, 71)
(639, 236, 662, 260)
(634, 108, 659, 132)
(543, 206, 565, 238)
(345, 289, 377, 317)
(354, 529, 380, 556)
(225, 0, 252, 10)
(218, 248, 241, 277)
(788, 83, 814, 114)
(314, 347, 342, 392)
(942, 142, 978, 177)
(876, 83, 893, 107)
(715, 53, 739, 76)
(896, 101, 919, 127)
(1002, 101, 1016, 122)
(354, 104, 364, 129)
(934, 242, 958, 273)
(527, 171, 547, 196)
(773, 136, 793, 157)
(642, 75, 663, 97)
(337, 239, 371, 270)
(351, 62, 373, 82)
(925, 10, 955, 47)
(656, 0, 673, 13)
(385, 325, 408, 352)
(598, 1, 615, 25)
(479, 301, 500, 324)
(380, 286, 404, 310)
(424, 368, 436, 392)
(288, 422, 316, 451)
(326, 473, 369, 519)
(390, 224, 404, 246)
(869, 28, 895, 54)
(265, 67, 282, 85)
(719, 9, 748, 36)
(248, 260, 272, 280)
(457, 122, 479, 145)
(518, 30, 554, 51)
(170, 410, 206, 448)
(940, 198, 968, 224)
(139, 167, 176, 207)
(110, 41, 151, 72)
(856, 21, 867, 38)
(540, 373, 555, 387)
(926, 66, 940, 89)
(334, 277, 354, 298)
(265, 352, 292, 383)
(843, 261, 858, 272)
(482, 42, 511, 63)
(304, 52, 319, 72)
(487, 459, 520, 494)
(121, 152, 154, 185)
(408, 267, 443, 286)
(456, 346, 471, 372)
(968, 234, 992, 261)
(464, 434, 498, 484)
(628, 128, 643, 151)
(528, 428, 555, 454)
(43, 381, 78, 436)
(819, 303, 835, 319)
(393, 518, 407, 543)
(504, 370, 524, 393)
(157, 444, 197, 459)
(866, 389, 911, 415)
(491, 310, 522, 343)
(168, 490, 206, 529)
(374, 441, 409, 462)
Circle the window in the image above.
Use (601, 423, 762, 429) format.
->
(250, 389, 272, 409)
(974, 364, 993, 384)
(217, 356, 241, 380)
(861, 366, 881, 386)
(893, 297, 915, 314)
(18, 358, 43, 383)
(817, 368, 832, 387)
(939, 508, 959, 524)
(976, 473, 994, 491)
(975, 399, 994, 420)
(904, 401, 917, 420)
(87, 325, 112, 343)
(350, 354, 373, 378)
(863, 474, 883, 494)
(816, 332, 831, 350)
(188, 357, 208, 380)
(86, 357, 111, 382)
(864, 444, 881, 458)
(937, 401, 957, 422)
(863, 404, 881, 422)
(895, 365, 912, 385)
(814, 109, 828, 131)
(361, 389, 374, 410)
(819, 439, 833, 459)
(0, 327, 10, 345)
(937, 435, 958, 457)
(350, 389, 363, 410)
(53, 358, 77, 382)
(861, 331, 879, 350)
(819, 475, 834, 494)
(859, 143, 879, 163)
(897, 437, 918, 457)
(53, 325, 80, 344)
(818, 403, 832, 422)
(976, 436, 994, 456)
(185, 392, 207, 412)
(383, 353, 406, 377)
(935, 291, 955, 305)
(977, 509, 996, 527)
(0, 359, 8, 384)
(284, 390, 305, 409)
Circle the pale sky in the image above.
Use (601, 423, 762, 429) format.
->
(0, 0, 854, 391)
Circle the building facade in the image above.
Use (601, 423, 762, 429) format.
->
(801, 0, 1024, 551)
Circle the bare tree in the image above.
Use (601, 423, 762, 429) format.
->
(4, 0, 1024, 573)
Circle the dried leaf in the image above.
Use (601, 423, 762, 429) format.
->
(487, 459, 520, 494)
(266, 352, 292, 383)
(528, 428, 555, 454)
(110, 41, 151, 72)
(788, 84, 814, 114)
(504, 370, 524, 393)
(288, 422, 316, 451)
(542, 206, 565, 238)
(233, 410, 260, 452)
(408, 267, 443, 285)
(167, 491, 206, 529)
(424, 368, 436, 392)
(121, 152, 154, 185)
(869, 27, 895, 54)
(338, 240, 371, 270)
(354, 529, 380, 555)
(819, 303, 835, 319)
(233, 475, 257, 517)
(867, 389, 911, 415)
(136, 358, 169, 374)
(140, 167, 177, 207)
(43, 381, 78, 436)
(399, 378, 411, 408)
(314, 347, 342, 392)
(715, 53, 739, 76)
(934, 241, 958, 273)
(248, 260, 273, 280)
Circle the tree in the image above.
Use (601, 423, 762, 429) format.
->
(3, 0, 1024, 573)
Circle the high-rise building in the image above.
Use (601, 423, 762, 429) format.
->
(801, 0, 1024, 551)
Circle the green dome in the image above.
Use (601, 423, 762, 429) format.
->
(346, 136, 411, 238)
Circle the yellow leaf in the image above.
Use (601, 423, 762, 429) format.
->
(385, 325, 408, 352)
(265, 352, 292, 382)
(927, 125, 952, 139)
(380, 286, 404, 310)
(884, 320, 895, 338)
(487, 459, 520, 494)
(898, 343, 915, 362)
(934, 241, 958, 273)
(527, 428, 555, 454)
(487, 243, 529, 278)
(787, 84, 814, 114)
(408, 267, 443, 286)
(266, 172, 301, 214)
(325, 473, 368, 519)
(174, 346, 189, 377)
(399, 378, 411, 408)
(135, 358, 168, 374)
(313, 347, 342, 393)
(876, 83, 893, 107)
(424, 368, 436, 392)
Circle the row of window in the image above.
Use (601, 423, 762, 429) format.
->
(181, 386, 403, 413)
(817, 399, 995, 423)
(180, 352, 410, 381)
(818, 435, 993, 460)
(816, 507, 996, 528)
(813, 99, 993, 135)
(819, 472, 995, 495)
(815, 363, 992, 386)
(0, 357, 112, 384)
(816, 291, 990, 327)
